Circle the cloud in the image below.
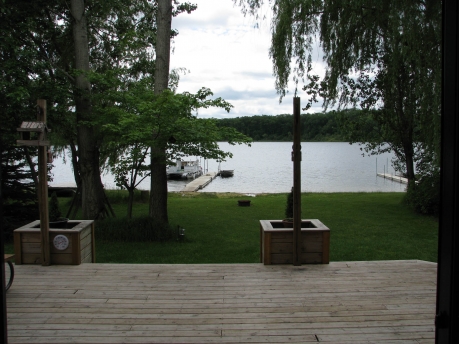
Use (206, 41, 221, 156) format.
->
(173, 0, 260, 31)
(238, 70, 274, 79)
(212, 86, 277, 100)
(170, 0, 328, 119)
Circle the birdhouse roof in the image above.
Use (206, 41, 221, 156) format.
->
(17, 121, 47, 132)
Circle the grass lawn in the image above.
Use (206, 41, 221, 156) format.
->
(5, 192, 438, 264)
(91, 192, 439, 264)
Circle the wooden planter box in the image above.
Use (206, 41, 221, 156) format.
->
(14, 220, 95, 265)
(260, 220, 330, 265)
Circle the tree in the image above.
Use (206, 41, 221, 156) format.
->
(318, 0, 441, 214)
(150, 0, 173, 224)
(2, 0, 164, 219)
(100, 81, 252, 219)
(236, 0, 442, 213)
(106, 144, 150, 219)
(70, 0, 108, 219)
(0, 0, 52, 232)
(147, 0, 249, 224)
(0, 147, 39, 236)
(70, 0, 171, 219)
(2, 0, 249, 224)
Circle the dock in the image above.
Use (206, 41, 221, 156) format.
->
(48, 183, 77, 197)
(377, 173, 408, 184)
(182, 172, 217, 192)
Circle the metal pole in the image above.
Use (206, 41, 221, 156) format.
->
(292, 97, 302, 266)
(37, 99, 50, 266)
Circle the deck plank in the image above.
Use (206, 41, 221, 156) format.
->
(7, 261, 436, 343)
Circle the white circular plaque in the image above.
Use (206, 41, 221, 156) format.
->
(53, 234, 69, 250)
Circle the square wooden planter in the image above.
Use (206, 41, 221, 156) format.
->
(260, 219, 330, 265)
(14, 220, 95, 265)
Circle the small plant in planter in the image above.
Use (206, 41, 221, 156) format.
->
(49, 192, 68, 228)
(283, 187, 294, 227)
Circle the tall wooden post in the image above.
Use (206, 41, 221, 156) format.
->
(37, 99, 50, 266)
(292, 97, 302, 266)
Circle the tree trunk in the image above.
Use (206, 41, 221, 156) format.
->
(127, 187, 134, 219)
(23, 147, 39, 188)
(149, 0, 172, 223)
(69, 140, 82, 190)
(403, 141, 416, 183)
(71, 0, 107, 219)
(149, 145, 168, 223)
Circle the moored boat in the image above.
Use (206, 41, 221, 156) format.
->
(218, 170, 234, 177)
(217, 162, 234, 177)
(167, 159, 203, 179)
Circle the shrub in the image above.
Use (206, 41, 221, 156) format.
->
(49, 192, 61, 221)
(404, 175, 440, 216)
(105, 189, 149, 204)
(285, 188, 294, 219)
(95, 216, 177, 242)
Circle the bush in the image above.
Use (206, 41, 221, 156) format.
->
(404, 175, 440, 216)
(104, 189, 149, 204)
(95, 216, 177, 242)
(49, 192, 61, 221)
(285, 188, 294, 219)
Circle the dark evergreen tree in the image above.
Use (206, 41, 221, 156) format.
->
(1, 146, 38, 239)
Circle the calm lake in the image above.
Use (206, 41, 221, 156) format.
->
(50, 142, 406, 193)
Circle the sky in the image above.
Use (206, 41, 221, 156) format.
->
(170, 0, 326, 119)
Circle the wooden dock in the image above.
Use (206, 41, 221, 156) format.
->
(48, 183, 77, 197)
(182, 172, 217, 192)
(6, 260, 437, 343)
(377, 173, 408, 184)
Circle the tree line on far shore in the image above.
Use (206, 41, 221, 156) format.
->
(216, 109, 357, 142)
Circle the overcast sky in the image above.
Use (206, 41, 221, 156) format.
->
(170, 0, 326, 119)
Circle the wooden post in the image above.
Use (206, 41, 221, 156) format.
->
(292, 97, 302, 266)
(37, 99, 50, 266)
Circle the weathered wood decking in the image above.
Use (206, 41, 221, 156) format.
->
(7, 260, 437, 343)
(377, 173, 409, 184)
(182, 172, 217, 192)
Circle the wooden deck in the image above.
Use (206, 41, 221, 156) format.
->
(6, 260, 437, 343)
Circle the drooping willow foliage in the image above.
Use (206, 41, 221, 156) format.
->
(236, 0, 442, 214)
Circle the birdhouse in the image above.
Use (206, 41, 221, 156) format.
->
(17, 121, 51, 146)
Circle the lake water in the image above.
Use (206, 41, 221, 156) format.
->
(50, 142, 405, 193)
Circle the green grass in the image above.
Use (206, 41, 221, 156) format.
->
(4, 192, 439, 264)
(167, 192, 438, 263)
